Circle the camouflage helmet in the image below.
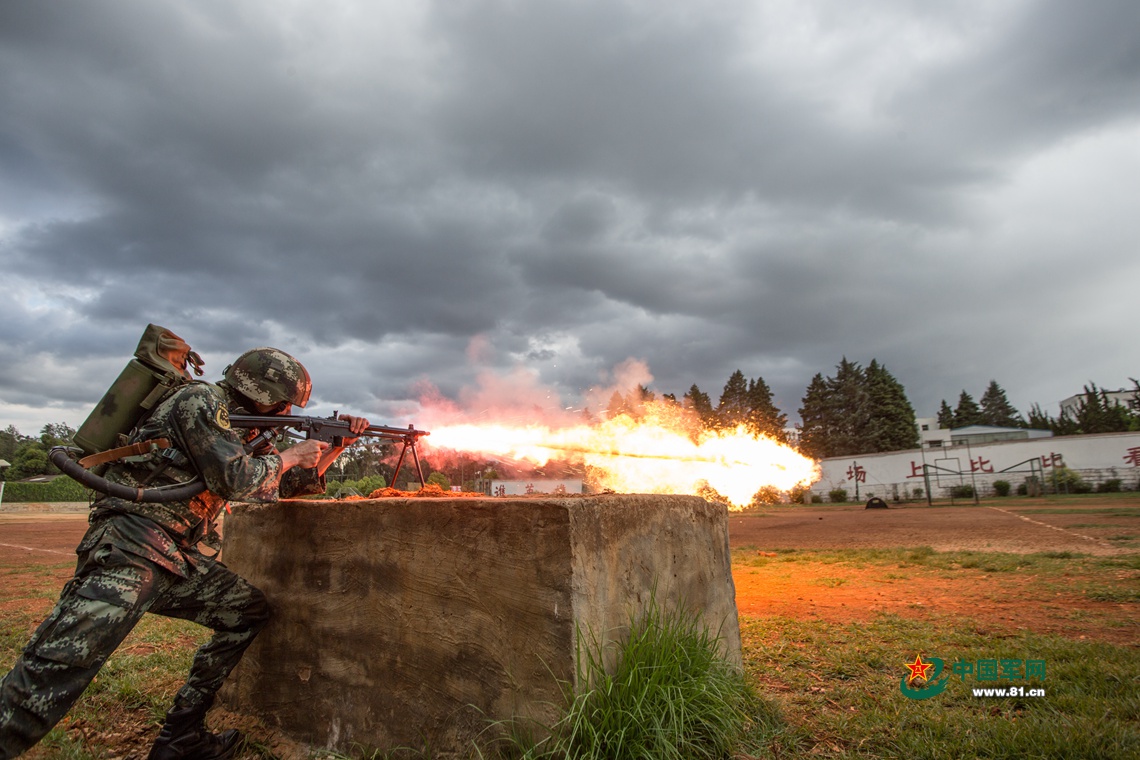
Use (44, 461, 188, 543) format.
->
(223, 347, 312, 408)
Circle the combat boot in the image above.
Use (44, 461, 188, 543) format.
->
(147, 703, 241, 760)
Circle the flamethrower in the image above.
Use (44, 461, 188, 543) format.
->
(49, 412, 430, 504)
(229, 412, 430, 487)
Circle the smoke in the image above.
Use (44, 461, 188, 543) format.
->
(416, 336, 656, 430)
(585, 357, 655, 416)
(410, 347, 665, 478)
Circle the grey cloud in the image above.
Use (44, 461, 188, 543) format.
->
(1, 0, 1138, 437)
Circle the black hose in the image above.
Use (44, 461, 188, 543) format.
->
(50, 446, 207, 503)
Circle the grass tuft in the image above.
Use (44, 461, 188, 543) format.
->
(497, 598, 751, 760)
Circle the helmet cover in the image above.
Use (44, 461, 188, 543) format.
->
(223, 347, 312, 408)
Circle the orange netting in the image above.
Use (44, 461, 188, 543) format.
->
(366, 483, 486, 498)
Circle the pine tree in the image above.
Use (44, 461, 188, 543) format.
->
(952, 391, 984, 428)
(797, 373, 832, 459)
(1072, 383, 1134, 434)
(864, 360, 919, 452)
(798, 358, 919, 458)
(683, 384, 715, 428)
(0, 424, 25, 464)
(827, 358, 869, 456)
(1026, 403, 1054, 431)
(716, 370, 751, 430)
(629, 384, 656, 418)
(936, 400, 955, 429)
(979, 380, 1024, 427)
(746, 376, 788, 442)
(606, 391, 630, 420)
(1051, 405, 1081, 436)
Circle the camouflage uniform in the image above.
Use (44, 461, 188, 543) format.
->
(0, 380, 323, 759)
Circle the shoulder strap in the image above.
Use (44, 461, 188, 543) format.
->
(78, 438, 173, 469)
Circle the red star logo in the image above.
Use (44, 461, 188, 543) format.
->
(906, 654, 933, 682)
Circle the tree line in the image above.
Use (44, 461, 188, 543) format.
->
(3, 369, 1139, 483)
(937, 380, 1140, 437)
(595, 363, 1140, 460)
(593, 359, 915, 461)
(1, 424, 75, 481)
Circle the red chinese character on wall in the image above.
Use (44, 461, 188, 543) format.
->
(971, 457, 994, 473)
(846, 463, 867, 483)
(1040, 452, 1063, 468)
(1124, 447, 1140, 467)
(906, 461, 925, 479)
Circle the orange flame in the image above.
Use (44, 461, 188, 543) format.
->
(424, 402, 819, 509)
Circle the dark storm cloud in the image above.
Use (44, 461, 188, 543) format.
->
(430, 0, 939, 215)
(892, 0, 1140, 156)
(1, 0, 1138, 436)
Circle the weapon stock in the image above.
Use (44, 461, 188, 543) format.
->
(228, 413, 431, 487)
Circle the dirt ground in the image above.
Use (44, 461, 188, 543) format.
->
(2, 499, 1136, 648)
(728, 498, 1139, 645)
(1, 498, 1137, 758)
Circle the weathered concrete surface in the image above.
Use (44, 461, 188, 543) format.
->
(218, 494, 741, 756)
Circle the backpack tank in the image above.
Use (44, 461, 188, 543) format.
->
(73, 324, 203, 456)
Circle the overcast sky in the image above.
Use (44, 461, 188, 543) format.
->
(2, 0, 1138, 438)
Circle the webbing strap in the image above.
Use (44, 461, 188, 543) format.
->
(77, 438, 172, 469)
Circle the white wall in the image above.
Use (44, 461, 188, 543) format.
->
(488, 479, 584, 496)
(811, 431, 1140, 501)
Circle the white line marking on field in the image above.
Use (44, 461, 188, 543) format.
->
(987, 507, 1113, 549)
(0, 542, 72, 556)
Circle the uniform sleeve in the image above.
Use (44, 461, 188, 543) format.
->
(281, 466, 326, 498)
(171, 386, 285, 503)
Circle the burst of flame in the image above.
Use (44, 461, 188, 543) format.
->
(424, 402, 819, 509)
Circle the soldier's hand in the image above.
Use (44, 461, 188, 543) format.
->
(279, 439, 329, 471)
(337, 413, 370, 445)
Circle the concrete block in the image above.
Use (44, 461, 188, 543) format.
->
(218, 494, 741, 756)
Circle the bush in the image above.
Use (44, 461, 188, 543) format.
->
(1017, 477, 1044, 497)
(1097, 478, 1123, 493)
(0, 477, 91, 502)
(426, 471, 451, 491)
(810, 493, 824, 503)
(751, 486, 785, 506)
(326, 474, 386, 499)
(949, 484, 974, 499)
(1049, 466, 1091, 494)
(992, 480, 1011, 497)
(498, 598, 752, 759)
(828, 488, 848, 503)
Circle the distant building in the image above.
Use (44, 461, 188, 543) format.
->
(915, 418, 949, 449)
(948, 425, 1052, 446)
(914, 419, 1050, 449)
(1059, 387, 1139, 418)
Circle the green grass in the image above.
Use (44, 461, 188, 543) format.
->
(492, 600, 751, 760)
(732, 545, 1096, 574)
(1, 608, 209, 759)
(3, 544, 1138, 759)
(737, 615, 1140, 759)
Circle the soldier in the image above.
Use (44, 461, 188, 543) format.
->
(0, 347, 368, 760)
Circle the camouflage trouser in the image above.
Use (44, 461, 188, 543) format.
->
(0, 537, 269, 759)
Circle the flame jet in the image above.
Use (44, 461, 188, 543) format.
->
(425, 402, 819, 508)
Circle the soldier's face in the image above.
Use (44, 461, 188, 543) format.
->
(253, 400, 292, 416)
